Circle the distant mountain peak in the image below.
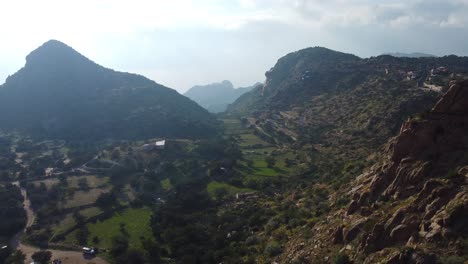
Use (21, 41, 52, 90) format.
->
(0, 41, 217, 139)
(221, 80, 233, 86)
(184, 80, 257, 113)
(25, 39, 95, 69)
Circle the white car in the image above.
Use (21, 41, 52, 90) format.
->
(82, 247, 96, 255)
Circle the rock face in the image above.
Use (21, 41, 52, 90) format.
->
(277, 80, 468, 263)
(346, 80, 468, 261)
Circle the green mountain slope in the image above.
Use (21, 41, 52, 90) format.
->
(0, 40, 217, 140)
(227, 47, 468, 180)
(278, 79, 468, 263)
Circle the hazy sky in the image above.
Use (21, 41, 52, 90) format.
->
(1, 0, 468, 93)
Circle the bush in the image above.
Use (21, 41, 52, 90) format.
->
(440, 255, 465, 264)
(333, 253, 352, 264)
(264, 241, 283, 257)
(31, 250, 52, 264)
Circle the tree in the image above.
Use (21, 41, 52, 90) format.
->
(213, 187, 228, 201)
(31, 250, 52, 264)
(5, 250, 26, 264)
(95, 191, 117, 210)
(265, 156, 275, 168)
(78, 178, 89, 191)
(76, 226, 89, 245)
(142, 238, 161, 263)
(92, 236, 100, 244)
(110, 234, 129, 259)
(116, 249, 145, 264)
(111, 149, 121, 160)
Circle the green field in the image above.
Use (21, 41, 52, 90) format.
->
(160, 178, 172, 190)
(206, 181, 253, 199)
(239, 133, 269, 147)
(51, 207, 104, 241)
(86, 207, 155, 250)
(63, 188, 110, 208)
(67, 175, 110, 188)
(222, 118, 248, 135)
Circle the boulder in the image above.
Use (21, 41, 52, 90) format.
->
(432, 80, 468, 114)
(332, 225, 344, 244)
(344, 218, 367, 242)
(389, 224, 415, 243)
(346, 200, 359, 215)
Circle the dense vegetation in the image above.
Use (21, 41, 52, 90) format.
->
(227, 47, 468, 183)
(0, 40, 218, 140)
(0, 184, 27, 263)
(0, 45, 467, 264)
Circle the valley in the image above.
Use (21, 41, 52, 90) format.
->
(0, 41, 467, 264)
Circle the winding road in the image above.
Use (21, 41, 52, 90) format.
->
(10, 182, 108, 264)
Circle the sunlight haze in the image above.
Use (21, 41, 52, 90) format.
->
(1, 0, 468, 92)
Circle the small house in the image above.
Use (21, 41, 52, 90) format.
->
(142, 140, 166, 151)
(155, 140, 166, 149)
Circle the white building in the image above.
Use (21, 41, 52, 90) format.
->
(142, 140, 166, 151)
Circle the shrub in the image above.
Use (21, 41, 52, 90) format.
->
(264, 241, 283, 257)
(440, 255, 465, 264)
(333, 253, 352, 264)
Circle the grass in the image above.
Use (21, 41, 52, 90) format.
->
(86, 207, 155, 250)
(160, 178, 172, 190)
(241, 158, 282, 177)
(63, 188, 110, 208)
(33, 178, 59, 189)
(222, 118, 249, 135)
(52, 213, 76, 235)
(206, 181, 253, 199)
(80, 207, 103, 218)
(51, 207, 104, 241)
(239, 133, 269, 147)
(67, 175, 109, 188)
(254, 167, 280, 177)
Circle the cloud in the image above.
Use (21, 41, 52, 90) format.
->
(0, 0, 468, 92)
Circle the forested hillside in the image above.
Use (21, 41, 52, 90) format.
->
(0, 40, 218, 140)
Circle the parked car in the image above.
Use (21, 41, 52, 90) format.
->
(82, 247, 96, 255)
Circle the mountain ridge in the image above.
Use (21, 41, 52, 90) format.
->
(0, 40, 218, 140)
(184, 80, 258, 113)
(227, 46, 468, 182)
(278, 79, 468, 263)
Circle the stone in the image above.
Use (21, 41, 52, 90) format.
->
(344, 218, 367, 242)
(390, 224, 415, 242)
(332, 225, 344, 244)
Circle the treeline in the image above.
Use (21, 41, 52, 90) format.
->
(0, 184, 26, 237)
(0, 184, 27, 263)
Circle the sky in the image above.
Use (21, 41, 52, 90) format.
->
(1, 0, 468, 93)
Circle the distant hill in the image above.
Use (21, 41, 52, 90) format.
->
(0, 40, 218, 140)
(184, 80, 258, 113)
(227, 46, 468, 178)
(383, 52, 437, 58)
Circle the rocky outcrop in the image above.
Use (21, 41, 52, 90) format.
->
(278, 80, 468, 263)
(432, 80, 468, 114)
(347, 80, 468, 261)
(344, 218, 367, 242)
